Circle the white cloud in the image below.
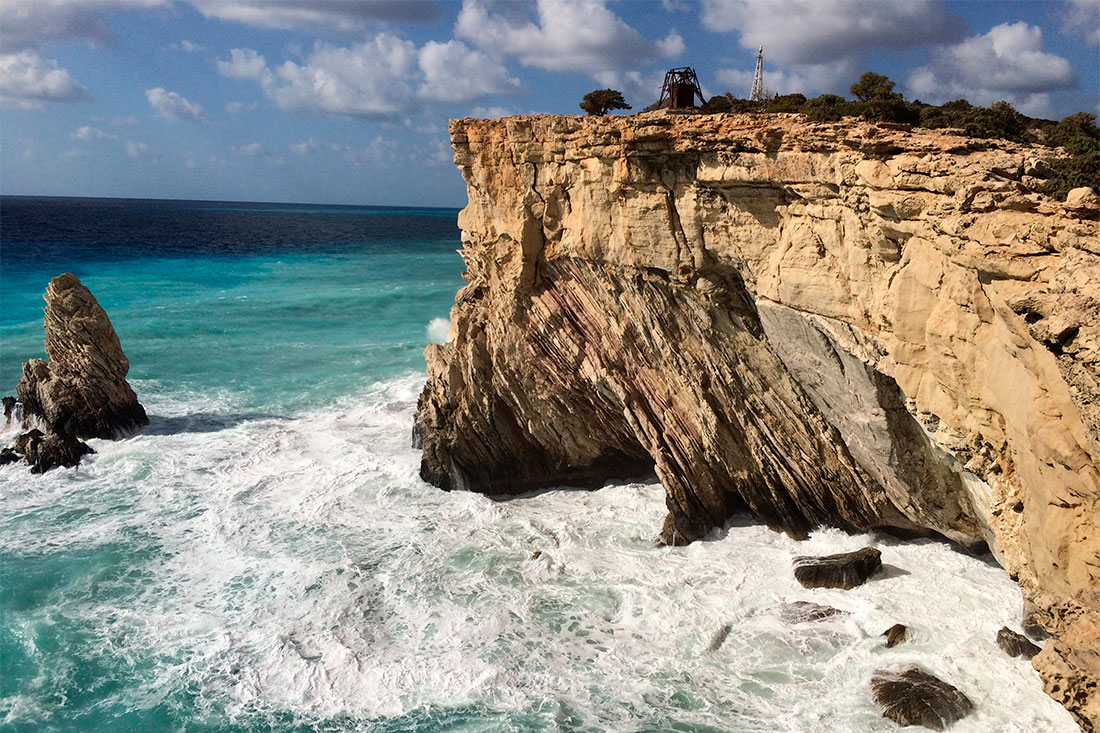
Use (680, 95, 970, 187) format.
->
(701, 0, 963, 66)
(145, 87, 205, 121)
(224, 34, 520, 119)
(171, 39, 205, 53)
(455, 0, 684, 73)
(235, 142, 267, 156)
(217, 48, 268, 80)
(0, 0, 166, 52)
(72, 125, 118, 141)
(290, 138, 321, 155)
(187, 0, 444, 33)
(1063, 0, 1100, 45)
(907, 22, 1076, 116)
(125, 141, 154, 158)
(417, 40, 520, 102)
(0, 51, 91, 108)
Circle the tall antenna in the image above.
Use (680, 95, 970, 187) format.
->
(749, 45, 764, 102)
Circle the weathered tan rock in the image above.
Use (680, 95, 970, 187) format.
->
(17, 273, 148, 440)
(415, 112, 1100, 725)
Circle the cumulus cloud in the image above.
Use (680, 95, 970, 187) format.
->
(0, 51, 91, 108)
(0, 0, 166, 52)
(701, 0, 963, 65)
(217, 48, 268, 80)
(417, 40, 520, 102)
(455, 0, 684, 73)
(187, 0, 443, 34)
(145, 87, 205, 121)
(221, 34, 519, 118)
(1062, 0, 1100, 45)
(72, 125, 118, 141)
(907, 22, 1076, 116)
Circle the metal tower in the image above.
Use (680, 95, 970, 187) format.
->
(749, 45, 764, 102)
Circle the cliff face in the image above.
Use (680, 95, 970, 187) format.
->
(414, 113, 1099, 726)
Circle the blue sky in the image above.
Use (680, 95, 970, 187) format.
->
(1, 0, 1097, 207)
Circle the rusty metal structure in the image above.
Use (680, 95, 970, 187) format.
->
(658, 67, 705, 109)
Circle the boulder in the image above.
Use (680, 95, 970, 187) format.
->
(793, 547, 882, 589)
(1065, 187, 1099, 216)
(871, 666, 974, 730)
(884, 623, 908, 648)
(997, 627, 1041, 659)
(16, 273, 147, 440)
(23, 432, 93, 474)
(0, 448, 19, 466)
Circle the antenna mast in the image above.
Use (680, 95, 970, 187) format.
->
(749, 45, 764, 102)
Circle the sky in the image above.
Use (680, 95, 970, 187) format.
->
(1, 0, 1097, 208)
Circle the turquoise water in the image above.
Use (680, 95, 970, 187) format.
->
(0, 198, 1076, 732)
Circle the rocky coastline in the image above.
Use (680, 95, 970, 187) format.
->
(414, 111, 1099, 728)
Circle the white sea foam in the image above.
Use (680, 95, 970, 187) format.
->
(0, 374, 1077, 731)
(426, 317, 450, 345)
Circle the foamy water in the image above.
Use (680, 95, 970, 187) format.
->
(0, 375, 1075, 732)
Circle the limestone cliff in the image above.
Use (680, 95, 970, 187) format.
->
(414, 112, 1099, 727)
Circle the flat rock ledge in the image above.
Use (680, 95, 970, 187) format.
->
(872, 666, 974, 730)
(793, 547, 882, 589)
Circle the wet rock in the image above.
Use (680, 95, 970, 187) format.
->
(2, 396, 14, 425)
(871, 666, 974, 730)
(706, 623, 733, 651)
(16, 273, 148, 440)
(793, 547, 882, 589)
(22, 431, 94, 474)
(884, 623, 908, 648)
(0, 448, 20, 466)
(13, 429, 44, 455)
(780, 601, 847, 624)
(997, 627, 1041, 659)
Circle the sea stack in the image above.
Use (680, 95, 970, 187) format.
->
(415, 112, 1099, 726)
(16, 273, 148, 442)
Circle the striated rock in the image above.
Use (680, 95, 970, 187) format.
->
(793, 547, 882, 589)
(884, 623, 908, 648)
(416, 112, 1100, 723)
(872, 666, 974, 730)
(17, 273, 148, 440)
(998, 626, 1041, 659)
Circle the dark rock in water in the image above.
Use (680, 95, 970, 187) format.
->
(2, 396, 15, 425)
(707, 623, 733, 651)
(657, 503, 711, 546)
(998, 627, 1041, 659)
(0, 448, 20, 466)
(780, 601, 847, 624)
(23, 431, 94, 474)
(793, 546, 882, 589)
(16, 273, 148, 440)
(884, 623, 908, 647)
(13, 429, 45, 455)
(871, 666, 974, 730)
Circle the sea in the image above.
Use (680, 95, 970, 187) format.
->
(0, 196, 1077, 732)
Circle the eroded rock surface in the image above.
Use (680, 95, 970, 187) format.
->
(998, 626, 1041, 659)
(415, 112, 1100, 724)
(16, 273, 148, 440)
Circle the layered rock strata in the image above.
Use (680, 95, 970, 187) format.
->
(414, 112, 1099, 726)
(17, 273, 148, 440)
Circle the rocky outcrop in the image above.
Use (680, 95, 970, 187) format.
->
(999, 626, 1042, 659)
(884, 623, 908, 648)
(872, 666, 974, 730)
(793, 546, 882, 589)
(16, 273, 148, 440)
(415, 112, 1099, 724)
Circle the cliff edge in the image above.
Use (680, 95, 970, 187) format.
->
(414, 112, 1099, 727)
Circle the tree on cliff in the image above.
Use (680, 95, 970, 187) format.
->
(850, 71, 907, 123)
(580, 89, 631, 116)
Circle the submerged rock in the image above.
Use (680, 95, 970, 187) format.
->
(871, 666, 974, 730)
(884, 623, 908, 648)
(793, 547, 882, 589)
(780, 601, 847, 624)
(998, 627, 1041, 659)
(17, 273, 148, 440)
